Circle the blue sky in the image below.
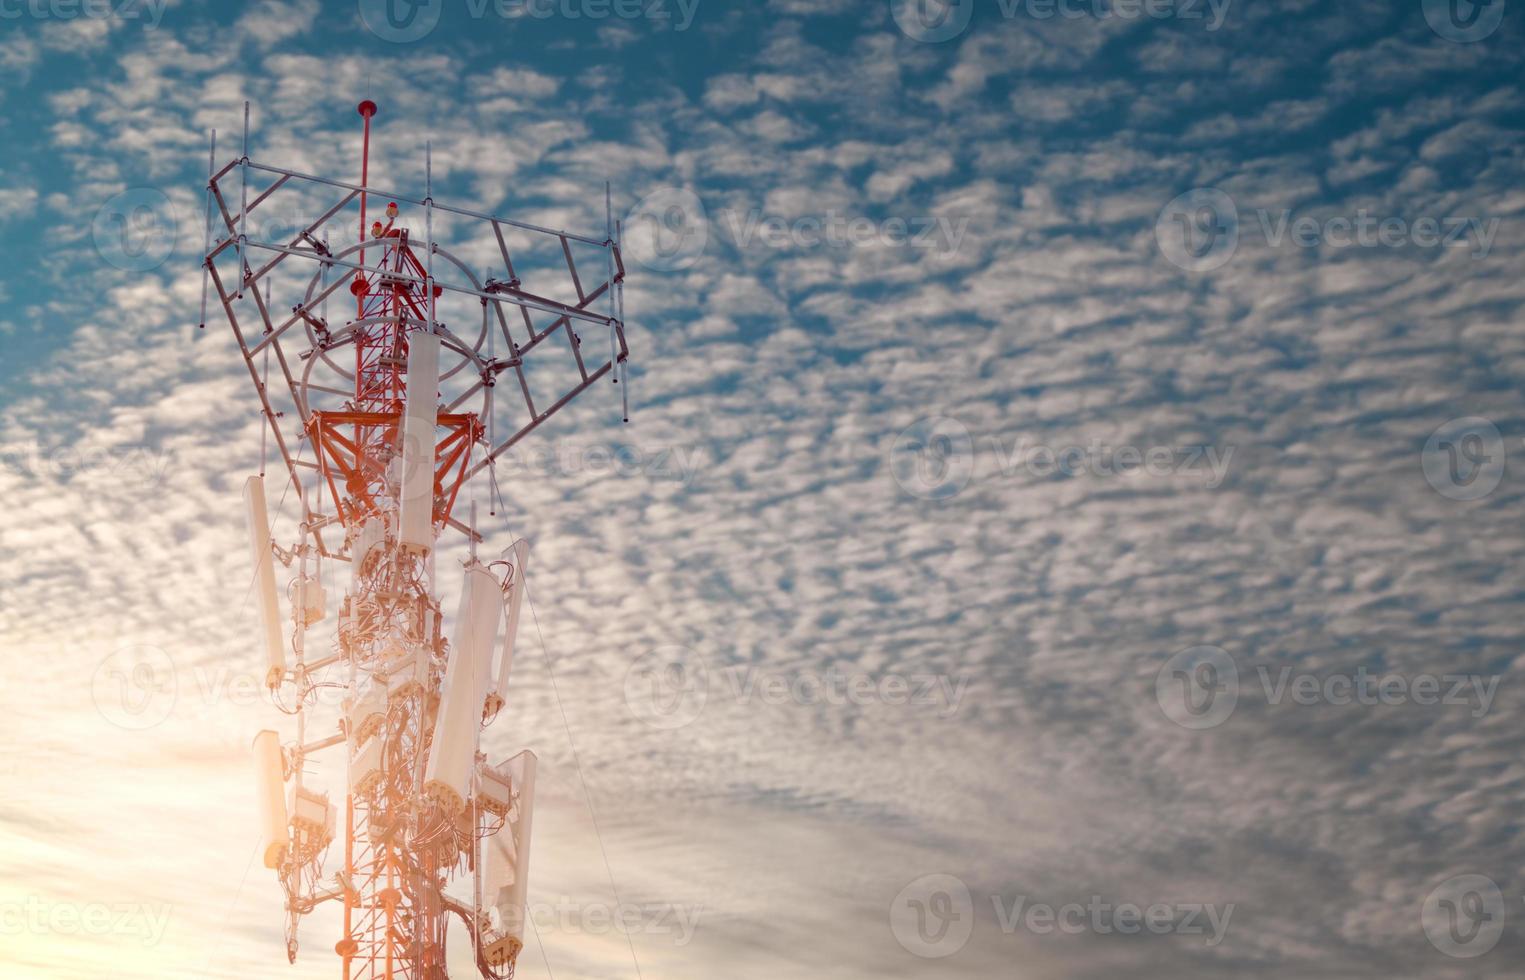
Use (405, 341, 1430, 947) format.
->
(1, 0, 1524, 978)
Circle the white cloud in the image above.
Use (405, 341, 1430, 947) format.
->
(2, 4, 1524, 980)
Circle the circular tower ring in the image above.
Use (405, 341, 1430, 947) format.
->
(300, 239, 491, 385)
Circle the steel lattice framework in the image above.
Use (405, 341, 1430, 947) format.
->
(207, 100, 628, 980)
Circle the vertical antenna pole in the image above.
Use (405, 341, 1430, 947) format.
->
(321, 231, 330, 327)
(198, 128, 216, 331)
(357, 100, 376, 279)
(617, 217, 629, 423)
(486, 266, 495, 447)
(341, 792, 355, 980)
(473, 783, 483, 973)
(260, 281, 271, 476)
(425, 141, 435, 336)
(417, 138, 438, 980)
(607, 182, 618, 387)
(238, 102, 250, 299)
(295, 488, 309, 671)
(355, 100, 377, 453)
(485, 268, 498, 514)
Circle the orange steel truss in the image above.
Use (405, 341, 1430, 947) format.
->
(308, 410, 484, 532)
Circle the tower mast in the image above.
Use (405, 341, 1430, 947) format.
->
(206, 99, 630, 979)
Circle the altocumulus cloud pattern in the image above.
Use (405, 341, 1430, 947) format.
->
(0, 0, 1523, 978)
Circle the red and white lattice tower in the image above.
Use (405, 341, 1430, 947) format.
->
(202, 100, 629, 979)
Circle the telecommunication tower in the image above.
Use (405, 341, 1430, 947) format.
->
(201, 100, 630, 978)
